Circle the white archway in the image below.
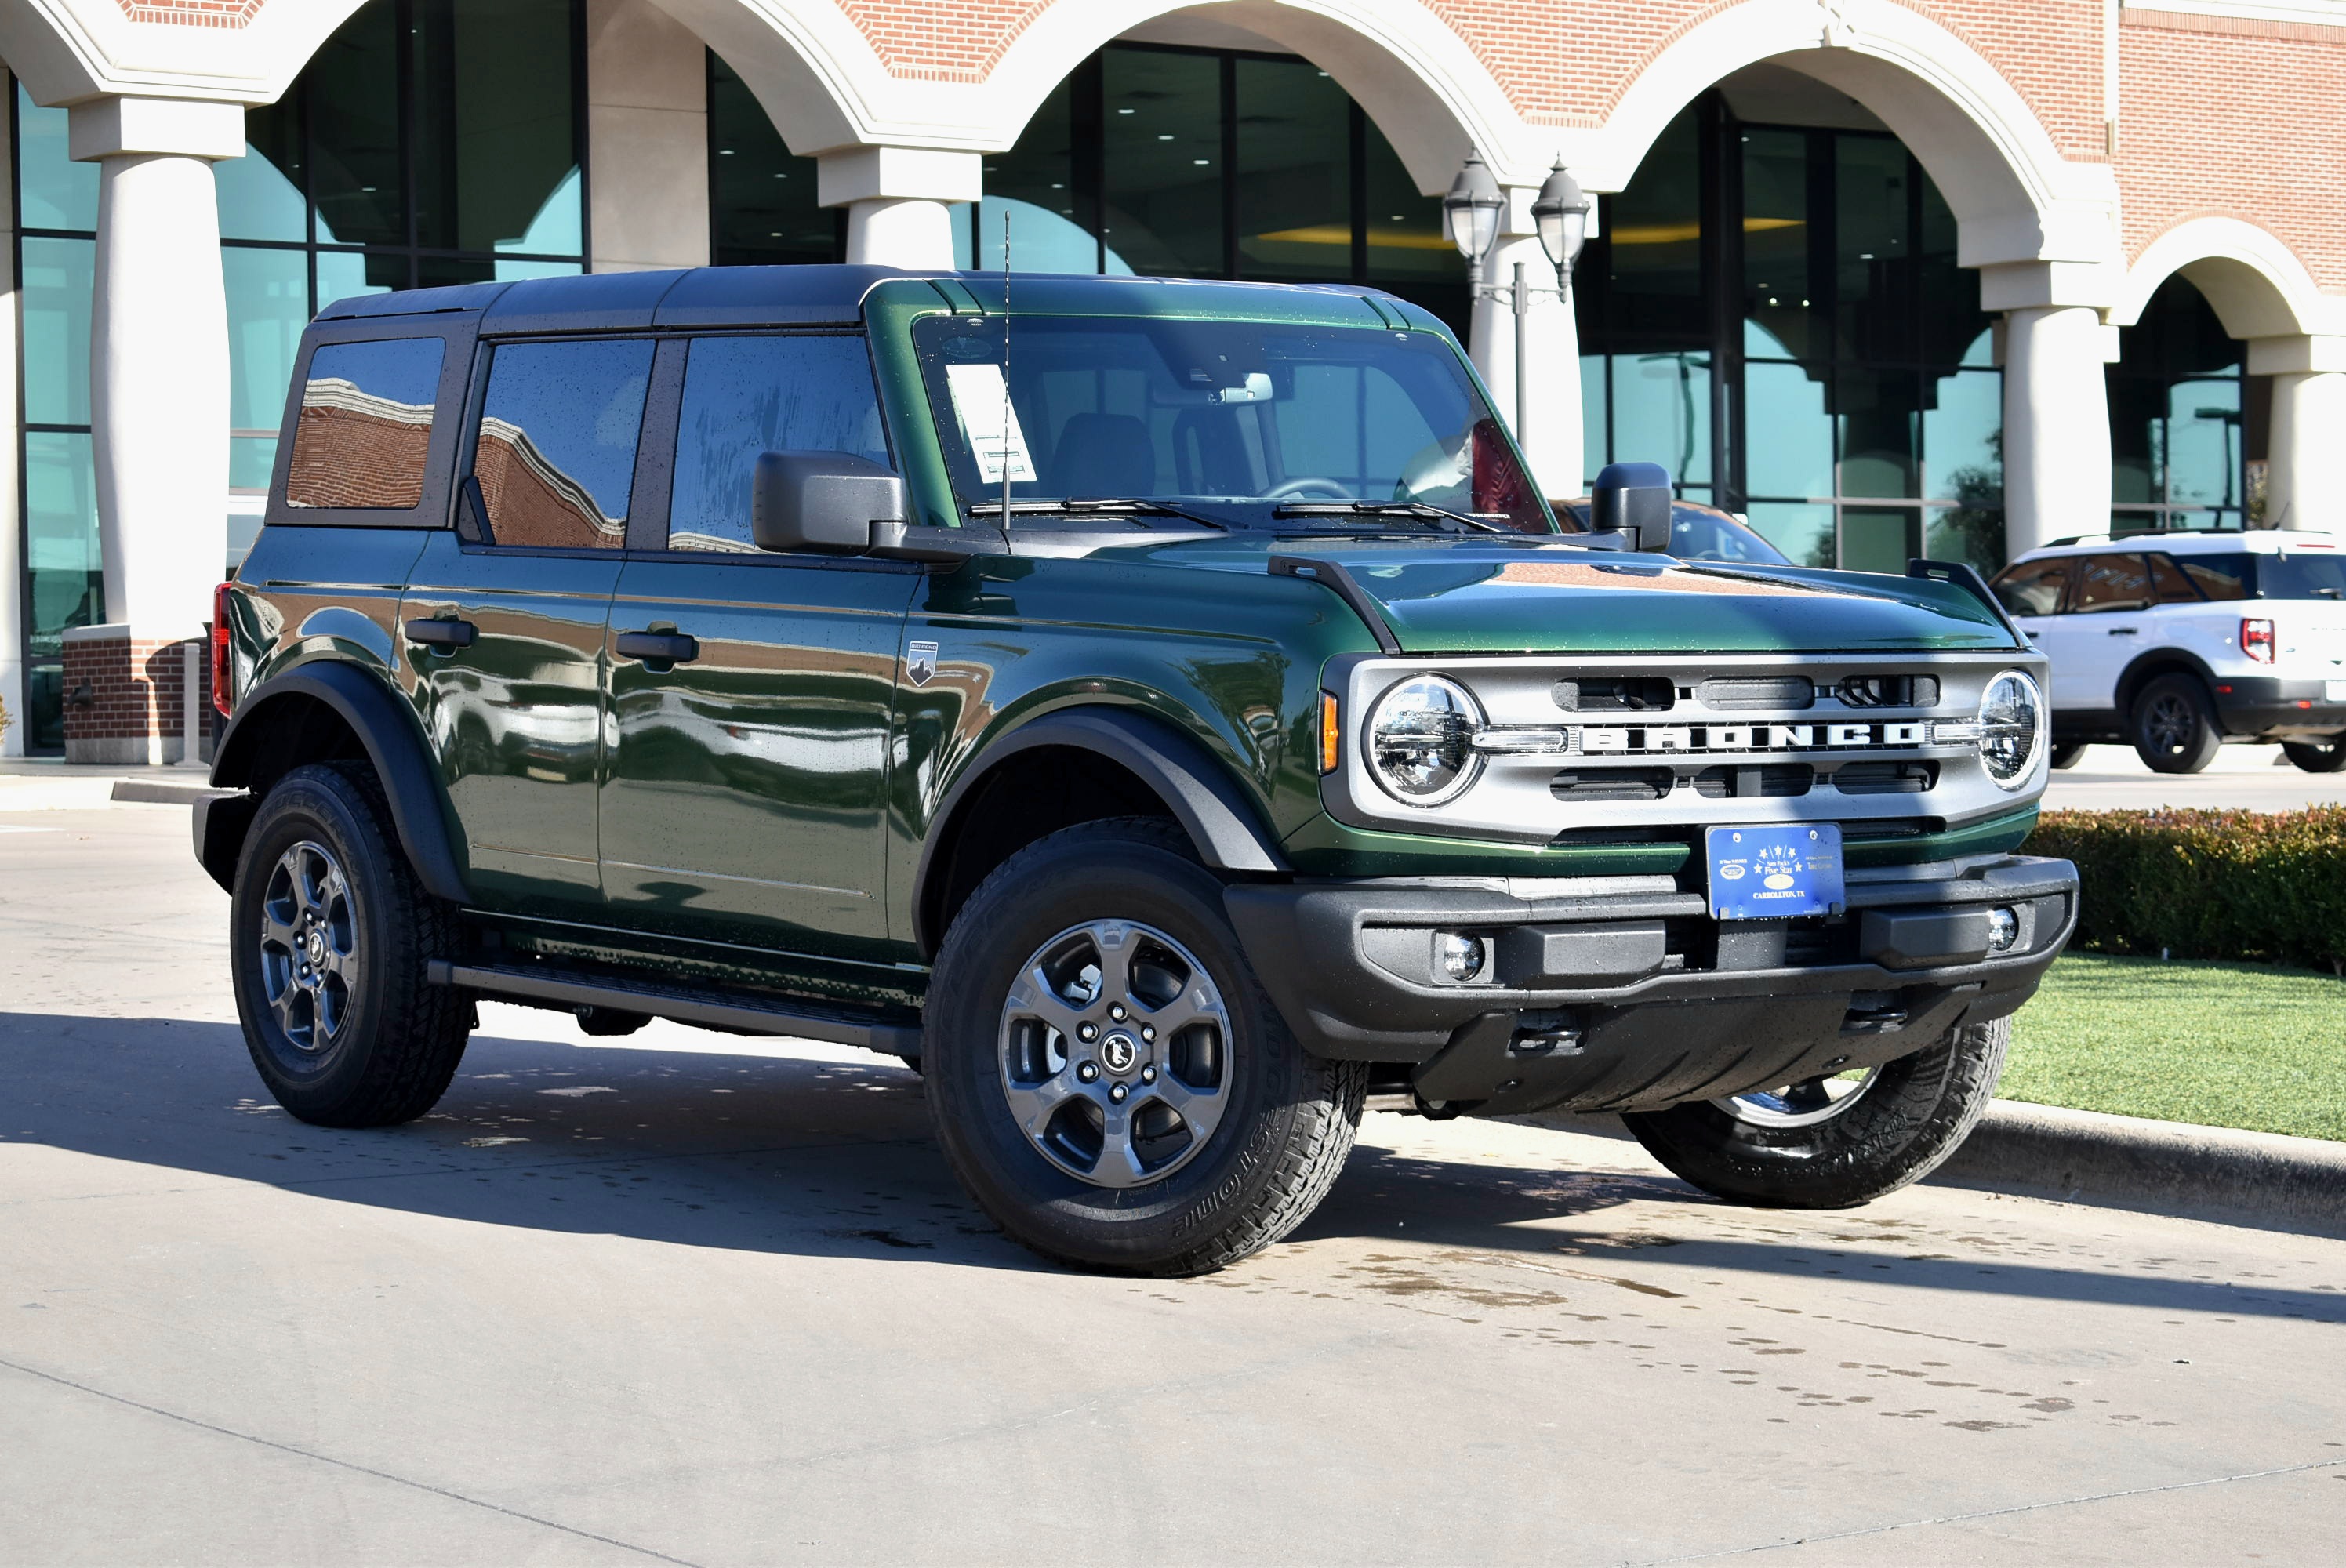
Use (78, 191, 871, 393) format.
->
(2111, 217, 2338, 339)
(0, 0, 373, 106)
(1587, 0, 2115, 270)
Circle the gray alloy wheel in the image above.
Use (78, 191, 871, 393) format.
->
(1712, 1067, 1883, 1129)
(256, 840, 361, 1054)
(997, 918, 1232, 1189)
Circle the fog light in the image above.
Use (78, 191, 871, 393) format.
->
(1986, 906, 2019, 953)
(1436, 931, 1487, 982)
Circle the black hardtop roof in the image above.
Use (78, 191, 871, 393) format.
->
(314, 265, 1432, 336)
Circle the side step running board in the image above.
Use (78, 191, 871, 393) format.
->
(428, 960, 921, 1058)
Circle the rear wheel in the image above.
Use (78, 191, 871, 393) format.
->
(230, 762, 472, 1127)
(1619, 1018, 2010, 1208)
(924, 818, 1365, 1275)
(2282, 735, 2346, 773)
(2131, 673, 2222, 774)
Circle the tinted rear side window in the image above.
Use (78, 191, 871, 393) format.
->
(667, 335, 892, 553)
(2176, 553, 2252, 600)
(2147, 553, 2204, 604)
(286, 337, 446, 509)
(2259, 551, 2346, 599)
(470, 339, 653, 550)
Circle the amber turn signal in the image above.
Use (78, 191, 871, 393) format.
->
(1318, 691, 1341, 774)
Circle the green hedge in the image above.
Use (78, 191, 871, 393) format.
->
(2026, 807, 2346, 972)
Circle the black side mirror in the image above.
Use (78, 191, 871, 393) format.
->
(1591, 461, 1675, 554)
(752, 451, 907, 555)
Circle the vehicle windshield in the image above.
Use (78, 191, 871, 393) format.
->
(911, 314, 1551, 533)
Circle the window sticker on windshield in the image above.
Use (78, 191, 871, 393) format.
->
(943, 362, 1037, 485)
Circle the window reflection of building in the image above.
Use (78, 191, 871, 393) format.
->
(286, 383, 436, 510)
(473, 419, 628, 550)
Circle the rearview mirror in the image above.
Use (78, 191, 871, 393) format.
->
(1591, 461, 1674, 554)
(752, 451, 906, 555)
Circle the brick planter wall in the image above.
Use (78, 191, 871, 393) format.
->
(60, 625, 214, 767)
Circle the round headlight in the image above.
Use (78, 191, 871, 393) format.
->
(1367, 675, 1484, 804)
(1977, 669, 2043, 788)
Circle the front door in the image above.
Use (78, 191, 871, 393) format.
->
(598, 332, 916, 959)
(402, 336, 655, 915)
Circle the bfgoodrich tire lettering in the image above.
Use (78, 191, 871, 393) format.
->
(230, 761, 473, 1127)
(924, 818, 1365, 1275)
(1619, 1017, 2010, 1208)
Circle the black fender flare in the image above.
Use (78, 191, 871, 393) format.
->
(2114, 646, 2222, 720)
(205, 662, 471, 904)
(912, 706, 1288, 953)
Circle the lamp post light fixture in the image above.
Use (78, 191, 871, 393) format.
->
(1442, 152, 1591, 448)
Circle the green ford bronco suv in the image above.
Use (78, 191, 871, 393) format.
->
(198, 265, 2075, 1275)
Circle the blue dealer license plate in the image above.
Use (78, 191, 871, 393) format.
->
(1706, 824, 1845, 920)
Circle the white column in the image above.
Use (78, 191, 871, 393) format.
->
(586, 0, 709, 273)
(1468, 187, 1582, 501)
(1999, 305, 2115, 558)
(72, 96, 244, 644)
(2247, 336, 2346, 532)
(817, 146, 981, 270)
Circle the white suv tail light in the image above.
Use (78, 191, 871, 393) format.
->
(2242, 618, 2275, 663)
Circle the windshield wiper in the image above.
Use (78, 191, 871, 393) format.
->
(1272, 499, 1512, 535)
(968, 497, 1231, 532)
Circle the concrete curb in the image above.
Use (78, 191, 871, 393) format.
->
(109, 779, 234, 806)
(1934, 1100, 2346, 1239)
(1502, 1099, 2346, 1239)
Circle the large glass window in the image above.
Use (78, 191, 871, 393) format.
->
(1577, 96, 2004, 572)
(708, 53, 841, 266)
(953, 43, 1466, 334)
(668, 336, 891, 552)
(2109, 277, 2248, 533)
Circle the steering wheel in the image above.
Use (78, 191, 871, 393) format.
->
(1262, 476, 1354, 501)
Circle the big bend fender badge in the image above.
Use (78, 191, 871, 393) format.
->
(906, 640, 939, 687)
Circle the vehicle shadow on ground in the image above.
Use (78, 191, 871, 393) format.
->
(5, 1010, 2340, 1322)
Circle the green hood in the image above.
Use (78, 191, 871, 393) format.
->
(1140, 537, 2015, 654)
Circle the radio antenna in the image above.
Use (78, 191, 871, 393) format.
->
(999, 209, 1014, 536)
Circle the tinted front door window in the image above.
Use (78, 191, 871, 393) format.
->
(601, 333, 914, 960)
(668, 335, 891, 552)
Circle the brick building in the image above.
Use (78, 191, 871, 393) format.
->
(1, 0, 2341, 757)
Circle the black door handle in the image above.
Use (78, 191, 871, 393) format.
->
(616, 630, 700, 665)
(2108, 626, 2141, 636)
(405, 617, 477, 649)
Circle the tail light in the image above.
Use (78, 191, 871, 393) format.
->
(211, 582, 235, 718)
(2241, 618, 2275, 664)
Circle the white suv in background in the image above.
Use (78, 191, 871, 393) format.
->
(1988, 530, 2346, 774)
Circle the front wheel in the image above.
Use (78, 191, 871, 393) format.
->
(1619, 1017, 2010, 1208)
(2131, 673, 2223, 774)
(923, 818, 1365, 1275)
(2282, 735, 2346, 773)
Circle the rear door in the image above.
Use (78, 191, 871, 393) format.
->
(401, 336, 654, 915)
(597, 332, 917, 960)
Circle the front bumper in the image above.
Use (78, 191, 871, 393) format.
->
(2212, 676, 2346, 738)
(1223, 853, 2077, 1117)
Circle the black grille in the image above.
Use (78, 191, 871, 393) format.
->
(1835, 674, 1941, 708)
(1690, 764, 1815, 799)
(1697, 675, 1814, 710)
(1832, 760, 1939, 795)
(1551, 768, 1676, 802)
(1553, 677, 1676, 712)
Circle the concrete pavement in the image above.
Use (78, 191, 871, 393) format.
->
(2043, 742, 2346, 812)
(3, 804, 2343, 1565)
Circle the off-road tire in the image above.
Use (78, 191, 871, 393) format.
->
(2049, 742, 2087, 771)
(2282, 735, 2346, 773)
(1619, 1016, 2010, 1208)
(2130, 673, 2223, 774)
(230, 761, 472, 1127)
(924, 818, 1365, 1276)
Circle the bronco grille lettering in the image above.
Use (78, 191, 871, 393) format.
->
(1556, 720, 1927, 756)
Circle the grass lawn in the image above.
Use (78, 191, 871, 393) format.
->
(2003, 953, 2346, 1142)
